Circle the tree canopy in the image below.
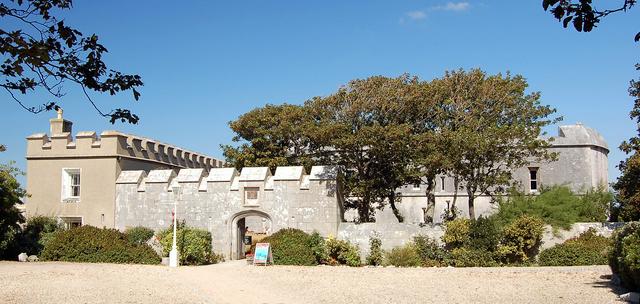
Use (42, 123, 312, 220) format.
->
(222, 103, 316, 171)
(225, 70, 559, 222)
(430, 70, 560, 219)
(613, 63, 640, 220)
(0, 152, 26, 257)
(1, 0, 143, 123)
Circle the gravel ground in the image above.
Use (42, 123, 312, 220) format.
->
(0, 261, 624, 304)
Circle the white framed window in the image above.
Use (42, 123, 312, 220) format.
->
(61, 168, 81, 202)
(60, 217, 82, 229)
(412, 183, 421, 190)
(244, 187, 259, 205)
(440, 176, 446, 192)
(529, 168, 539, 193)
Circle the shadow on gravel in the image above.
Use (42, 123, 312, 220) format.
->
(588, 274, 627, 299)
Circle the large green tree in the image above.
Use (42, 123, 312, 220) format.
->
(221, 103, 317, 171)
(308, 75, 423, 222)
(421, 69, 560, 219)
(0, 151, 26, 258)
(1, 0, 143, 123)
(614, 64, 640, 220)
(225, 75, 424, 222)
(225, 71, 560, 223)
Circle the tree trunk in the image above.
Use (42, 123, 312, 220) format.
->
(424, 176, 436, 224)
(451, 176, 459, 217)
(388, 192, 404, 223)
(357, 195, 372, 223)
(467, 188, 476, 220)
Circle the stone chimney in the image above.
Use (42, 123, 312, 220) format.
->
(49, 107, 73, 135)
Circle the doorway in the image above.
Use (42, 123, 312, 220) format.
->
(230, 211, 272, 260)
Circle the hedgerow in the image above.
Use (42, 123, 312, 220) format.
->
(538, 228, 610, 266)
(41, 225, 160, 264)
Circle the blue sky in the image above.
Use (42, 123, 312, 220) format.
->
(1, 1, 638, 185)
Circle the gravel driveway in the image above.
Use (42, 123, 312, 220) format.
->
(0, 261, 623, 304)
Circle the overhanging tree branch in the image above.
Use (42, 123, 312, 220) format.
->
(0, 0, 143, 124)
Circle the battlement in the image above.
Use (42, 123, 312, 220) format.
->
(26, 112, 223, 169)
(115, 165, 338, 192)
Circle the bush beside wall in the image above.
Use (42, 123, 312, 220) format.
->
(41, 226, 160, 264)
(158, 225, 218, 266)
(494, 186, 612, 230)
(538, 228, 610, 266)
(17, 216, 62, 256)
(609, 222, 640, 291)
(260, 228, 318, 266)
(413, 235, 450, 267)
(325, 236, 361, 267)
(442, 218, 470, 250)
(366, 236, 383, 266)
(496, 215, 544, 264)
(450, 247, 498, 267)
(125, 226, 154, 245)
(385, 243, 422, 267)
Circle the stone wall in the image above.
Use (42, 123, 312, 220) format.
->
(115, 166, 341, 260)
(337, 222, 445, 258)
(540, 222, 624, 249)
(337, 221, 623, 259)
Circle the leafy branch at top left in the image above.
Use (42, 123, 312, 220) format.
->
(0, 0, 143, 124)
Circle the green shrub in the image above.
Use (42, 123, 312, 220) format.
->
(413, 235, 450, 266)
(493, 186, 612, 230)
(538, 228, 611, 266)
(125, 226, 154, 245)
(309, 231, 328, 264)
(609, 222, 640, 291)
(366, 236, 383, 266)
(0, 226, 19, 259)
(41, 225, 160, 264)
(450, 247, 498, 267)
(442, 218, 470, 250)
(325, 236, 361, 267)
(497, 215, 544, 264)
(467, 216, 500, 252)
(38, 231, 58, 251)
(260, 228, 317, 266)
(16, 216, 62, 256)
(158, 225, 216, 266)
(385, 243, 422, 267)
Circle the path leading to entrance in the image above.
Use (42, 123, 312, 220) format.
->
(0, 261, 622, 303)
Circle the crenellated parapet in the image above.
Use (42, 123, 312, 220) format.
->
(115, 165, 338, 192)
(27, 130, 223, 170)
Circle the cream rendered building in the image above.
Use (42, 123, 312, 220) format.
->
(25, 110, 223, 228)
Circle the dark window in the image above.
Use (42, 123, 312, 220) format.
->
(529, 169, 538, 192)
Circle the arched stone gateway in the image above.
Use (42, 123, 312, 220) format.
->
(229, 210, 272, 260)
(115, 166, 342, 260)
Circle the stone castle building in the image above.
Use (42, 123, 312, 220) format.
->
(25, 112, 609, 259)
(25, 110, 224, 228)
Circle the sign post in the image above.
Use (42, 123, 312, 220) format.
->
(253, 243, 272, 266)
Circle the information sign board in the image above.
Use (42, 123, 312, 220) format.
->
(253, 243, 272, 266)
